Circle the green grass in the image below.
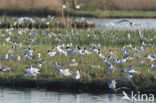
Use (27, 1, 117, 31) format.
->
(68, 10, 156, 18)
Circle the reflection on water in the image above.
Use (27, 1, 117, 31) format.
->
(0, 88, 154, 103)
(87, 18, 156, 30)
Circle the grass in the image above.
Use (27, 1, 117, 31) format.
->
(1, 0, 156, 18)
(0, 28, 156, 93)
(0, 16, 95, 28)
(68, 10, 156, 18)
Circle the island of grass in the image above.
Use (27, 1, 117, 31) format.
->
(0, 28, 156, 94)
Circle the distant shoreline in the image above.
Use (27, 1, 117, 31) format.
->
(0, 9, 156, 18)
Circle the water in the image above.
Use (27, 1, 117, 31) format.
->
(0, 88, 155, 103)
(87, 18, 156, 30)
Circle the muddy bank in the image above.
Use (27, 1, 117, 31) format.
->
(0, 77, 155, 95)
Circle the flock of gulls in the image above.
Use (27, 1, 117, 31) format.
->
(0, 17, 156, 102)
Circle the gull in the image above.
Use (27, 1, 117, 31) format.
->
(0, 53, 9, 60)
(90, 43, 97, 48)
(151, 64, 156, 71)
(115, 59, 123, 65)
(92, 47, 99, 54)
(140, 46, 144, 52)
(22, 47, 28, 53)
(5, 36, 10, 43)
(141, 41, 146, 48)
(47, 50, 56, 57)
(0, 65, 11, 71)
(126, 44, 132, 49)
(98, 51, 105, 59)
(8, 49, 13, 53)
(75, 5, 80, 9)
(128, 69, 140, 74)
(32, 63, 42, 68)
(24, 54, 32, 60)
(108, 55, 115, 61)
(125, 74, 133, 79)
(2, 42, 5, 46)
(59, 69, 71, 76)
(104, 58, 110, 67)
(109, 50, 114, 57)
(139, 28, 144, 39)
(116, 19, 140, 27)
(126, 33, 130, 40)
(28, 48, 33, 56)
(140, 60, 145, 66)
(90, 65, 100, 69)
(10, 55, 21, 61)
(24, 66, 40, 77)
(65, 47, 72, 54)
(124, 56, 134, 61)
(54, 62, 62, 70)
(133, 46, 138, 52)
(37, 53, 41, 59)
(83, 47, 91, 55)
(56, 46, 67, 56)
(122, 50, 129, 56)
(108, 80, 116, 89)
(70, 59, 78, 66)
(62, 4, 67, 9)
(124, 66, 139, 73)
(73, 46, 80, 54)
(74, 70, 80, 79)
(133, 53, 141, 59)
(120, 57, 127, 64)
(109, 64, 115, 72)
(145, 54, 155, 62)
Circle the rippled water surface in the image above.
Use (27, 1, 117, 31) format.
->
(0, 88, 155, 103)
(87, 18, 156, 30)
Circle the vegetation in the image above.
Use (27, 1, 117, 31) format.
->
(0, 16, 95, 28)
(0, 0, 156, 18)
(0, 28, 156, 93)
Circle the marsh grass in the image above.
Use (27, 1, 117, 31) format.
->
(0, 28, 156, 92)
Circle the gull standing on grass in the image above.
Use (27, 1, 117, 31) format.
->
(74, 70, 80, 79)
(59, 69, 71, 76)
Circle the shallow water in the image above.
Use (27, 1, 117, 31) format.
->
(87, 18, 156, 30)
(0, 88, 155, 103)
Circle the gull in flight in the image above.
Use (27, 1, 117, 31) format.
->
(116, 19, 140, 27)
(62, 4, 67, 9)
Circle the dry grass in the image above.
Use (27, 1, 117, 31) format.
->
(0, 0, 63, 11)
(0, 0, 156, 11)
(78, 0, 156, 10)
(114, 0, 156, 10)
